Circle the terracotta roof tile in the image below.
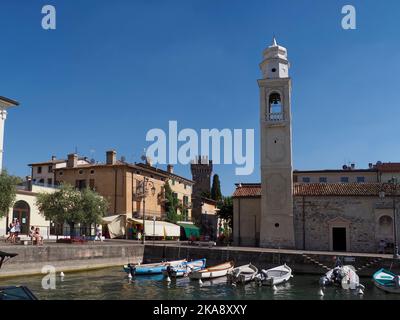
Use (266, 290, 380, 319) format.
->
(376, 163, 400, 172)
(233, 182, 400, 197)
(233, 184, 262, 198)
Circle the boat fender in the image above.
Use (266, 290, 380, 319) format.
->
(395, 275, 400, 289)
(357, 288, 364, 295)
(199, 279, 203, 285)
(318, 289, 324, 296)
(60, 272, 65, 277)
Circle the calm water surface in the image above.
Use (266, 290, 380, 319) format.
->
(0, 267, 399, 300)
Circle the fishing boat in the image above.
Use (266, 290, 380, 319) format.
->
(0, 251, 38, 300)
(123, 259, 186, 275)
(320, 265, 364, 291)
(227, 263, 258, 284)
(373, 268, 400, 293)
(189, 261, 234, 280)
(254, 264, 293, 286)
(162, 259, 206, 278)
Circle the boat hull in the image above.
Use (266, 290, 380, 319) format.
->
(189, 261, 234, 280)
(255, 264, 293, 286)
(373, 268, 400, 294)
(162, 259, 206, 278)
(123, 260, 186, 275)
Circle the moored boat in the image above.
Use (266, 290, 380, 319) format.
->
(189, 261, 234, 280)
(123, 259, 186, 275)
(227, 263, 258, 284)
(162, 259, 206, 278)
(373, 268, 400, 293)
(320, 265, 364, 291)
(254, 264, 293, 286)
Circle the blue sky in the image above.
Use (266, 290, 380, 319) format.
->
(2, 0, 400, 195)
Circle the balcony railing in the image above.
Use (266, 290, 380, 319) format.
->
(267, 112, 284, 122)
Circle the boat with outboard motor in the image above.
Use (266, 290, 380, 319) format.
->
(227, 263, 258, 284)
(123, 259, 186, 276)
(162, 259, 206, 278)
(254, 264, 293, 286)
(320, 265, 365, 292)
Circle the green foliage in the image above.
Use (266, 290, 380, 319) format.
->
(0, 171, 17, 218)
(217, 196, 233, 228)
(80, 188, 109, 225)
(211, 174, 222, 202)
(164, 181, 181, 223)
(36, 184, 109, 234)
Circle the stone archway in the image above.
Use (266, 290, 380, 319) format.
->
(12, 200, 30, 235)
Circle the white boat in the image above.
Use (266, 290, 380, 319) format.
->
(189, 261, 234, 280)
(255, 264, 293, 286)
(320, 265, 364, 291)
(227, 263, 258, 284)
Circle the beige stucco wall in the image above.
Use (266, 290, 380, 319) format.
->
(233, 197, 261, 247)
(0, 191, 52, 238)
(294, 171, 377, 184)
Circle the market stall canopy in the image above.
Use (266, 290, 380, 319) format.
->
(102, 215, 126, 239)
(128, 218, 180, 237)
(177, 222, 200, 238)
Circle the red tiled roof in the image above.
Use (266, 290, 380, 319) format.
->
(376, 163, 400, 172)
(233, 182, 399, 197)
(233, 184, 262, 198)
(293, 183, 386, 196)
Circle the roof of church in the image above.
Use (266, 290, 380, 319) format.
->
(233, 183, 400, 198)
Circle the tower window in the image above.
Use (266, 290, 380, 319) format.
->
(271, 68, 277, 73)
(268, 93, 283, 121)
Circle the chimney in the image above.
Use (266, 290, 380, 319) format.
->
(369, 163, 373, 169)
(25, 176, 32, 191)
(106, 150, 117, 165)
(351, 163, 355, 170)
(67, 153, 78, 168)
(51, 155, 56, 161)
(167, 164, 174, 174)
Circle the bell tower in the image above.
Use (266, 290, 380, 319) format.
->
(258, 37, 295, 248)
(0, 96, 19, 172)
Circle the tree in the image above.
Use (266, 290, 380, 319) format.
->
(36, 184, 108, 237)
(80, 188, 108, 225)
(164, 181, 181, 223)
(0, 171, 17, 219)
(211, 174, 222, 202)
(217, 196, 233, 229)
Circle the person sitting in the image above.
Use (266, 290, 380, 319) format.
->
(29, 226, 36, 245)
(34, 227, 44, 246)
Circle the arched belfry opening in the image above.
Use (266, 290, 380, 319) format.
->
(268, 93, 283, 121)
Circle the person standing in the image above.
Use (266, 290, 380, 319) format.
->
(94, 224, 103, 242)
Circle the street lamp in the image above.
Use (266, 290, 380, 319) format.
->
(379, 177, 400, 259)
(136, 177, 156, 244)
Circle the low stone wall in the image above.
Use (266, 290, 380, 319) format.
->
(0, 243, 144, 278)
(1, 242, 399, 279)
(143, 244, 400, 277)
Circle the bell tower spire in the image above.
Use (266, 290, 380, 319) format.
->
(258, 38, 295, 249)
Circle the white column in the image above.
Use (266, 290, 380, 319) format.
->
(0, 108, 7, 172)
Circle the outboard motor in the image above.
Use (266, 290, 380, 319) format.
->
(166, 265, 173, 277)
(128, 264, 136, 278)
(394, 275, 400, 289)
(319, 276, 330, 287)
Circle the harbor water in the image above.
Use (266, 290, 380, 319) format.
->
(1, 267, 399, 300)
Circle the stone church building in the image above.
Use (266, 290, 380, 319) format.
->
(232, 38, 400, 254)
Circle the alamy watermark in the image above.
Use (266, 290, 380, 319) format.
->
(342, 5, 356, 30)
(146, 121, 255, 175)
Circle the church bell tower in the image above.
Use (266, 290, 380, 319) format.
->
(258, 37, 295, 248)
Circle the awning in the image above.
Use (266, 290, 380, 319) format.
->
(177, 222, 200, 238)
(101, 215, 126, 239)
(128, 218, 180, 237)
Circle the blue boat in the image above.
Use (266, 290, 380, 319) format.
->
(162, 259, 206, 278)
(373, 268, 400, 293)
(123, 259, 186, 276)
